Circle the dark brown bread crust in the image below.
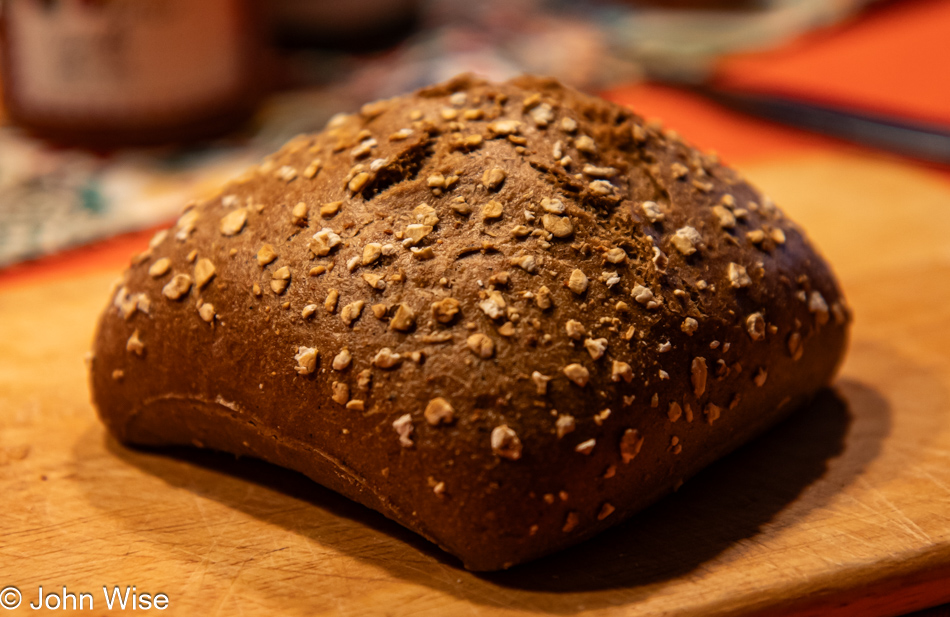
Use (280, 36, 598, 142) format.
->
(89, 74, 851, 571)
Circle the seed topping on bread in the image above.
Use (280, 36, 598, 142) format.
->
(95, 75, 851, 569)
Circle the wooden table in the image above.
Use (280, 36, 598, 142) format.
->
(3, 109, 950, 615)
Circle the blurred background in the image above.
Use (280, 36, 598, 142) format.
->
(0, 0, 945, 269)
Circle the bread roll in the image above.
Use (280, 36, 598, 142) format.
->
(89, 74, 850, 571)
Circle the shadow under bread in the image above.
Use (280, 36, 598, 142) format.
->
(75, 376, 890, 614)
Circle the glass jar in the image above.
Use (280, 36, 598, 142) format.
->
(1, 0, 266, 146)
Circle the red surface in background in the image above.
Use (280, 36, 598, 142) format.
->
(0, 227, 161, 289)
(714, 0, 950, 127)
(602, 83, 841, 163)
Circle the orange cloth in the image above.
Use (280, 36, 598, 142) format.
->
(713, 0, 950, 128)
(0, 227, 160, 289)
(601, 83, 840, 163)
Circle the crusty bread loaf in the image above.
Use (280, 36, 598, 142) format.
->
(89, 74, 850, 571)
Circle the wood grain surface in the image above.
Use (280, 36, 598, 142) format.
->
(2, 150, 950, 616)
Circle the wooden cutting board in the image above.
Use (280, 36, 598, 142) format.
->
(2, 150, 950, 616)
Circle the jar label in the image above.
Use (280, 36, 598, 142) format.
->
(6, 0, 247, 121)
